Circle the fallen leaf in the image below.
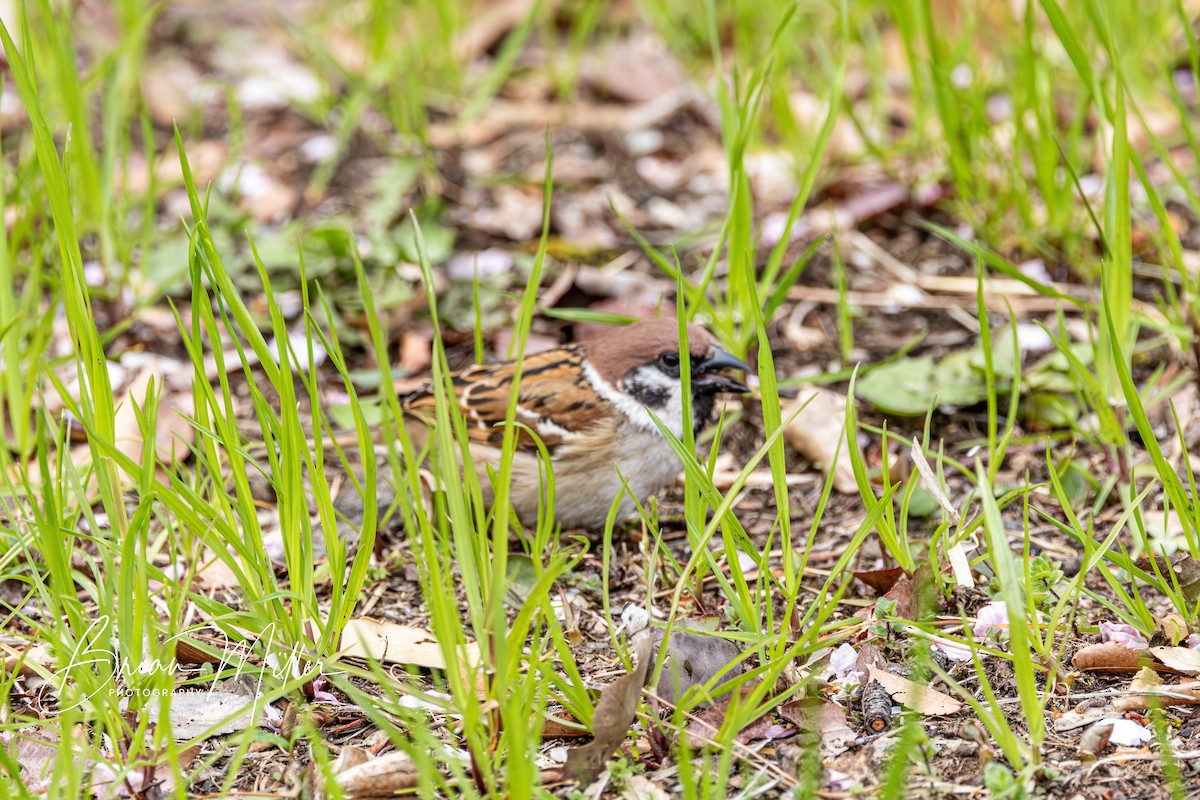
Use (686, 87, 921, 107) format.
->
(2, 642, 54, 678)
(147, 690, 263, 740)
(541, 710, 590, 738)
(113, 363, 196, 467)
(683, 682, 775, 747)
(1073, 641, 1147, 673)
(1077, 720, 1113, 762)
(856, 574, 917, 622)
(469, 185, 544, 241)
(1055, 704, 1115, 732)
(581, 30, 686, 105)
(782, 386, 857, 495)
(855, 643, 887, 678)
(779, 698, 856, 757)
(563, 634, 654, 785)
(622, 774, 671, 800)
(1114, 666, 1200, 711)
(866, 666, 963, 716)
(1156, 613, 1190, 645)
(1116, 666, 1164, 711)
(452, 0, 538, 61)
(855, 353, 988, 416)
(339, 619, 480, 671)
(398, 331, 432, 374)
(11, 728, 58, 789)
(194, 549, 242, 591)
(334, 748, 420, 797)
(883, 575, 916, 618)
(1150, 646, 1200, 675)
(91, 745, 201, 798)
(1134, 554, 1200, 605)
(852, 567, 905, 595)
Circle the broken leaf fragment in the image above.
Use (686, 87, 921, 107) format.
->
(1114, 666, 1200, 711)
(563, 634, 655, 785)
(333, 747, 420, 797)
(782, 386, 857, 494)
(779, 697, 856, 757)
(1073, 641, 1146, 673)
(339, 618, 480, 671)
(865, 666, 963, 716)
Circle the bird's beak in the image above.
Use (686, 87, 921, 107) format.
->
(693, 348, 751, 394)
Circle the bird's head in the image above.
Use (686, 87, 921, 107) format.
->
(586, 317, 750, 437)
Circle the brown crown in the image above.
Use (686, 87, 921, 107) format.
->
(585, 317, 720, 385)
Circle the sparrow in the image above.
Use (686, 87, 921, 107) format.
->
(401, 317, 750, 529)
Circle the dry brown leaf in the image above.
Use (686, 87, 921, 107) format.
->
(11, 728, 58, 789)
(150, 140, 227, 191)
(1115, 666, 1165, 712)
(339, 619, 480, 671)
(856, 574, 917, 622)
(1134, 554, 1200, 605)
(113, 363, 195, 467)
(621, 775, 671, 800)
(194, 550, 242, 591)
(1072, 641, 1147, 673)
(139, 56, 213, 124)
(563, 634, 654, 785)
(91, 744, 201, 798)
(173, 637, 225, 666)
(1150, 646, 1200, 675)
(1114, 666, 1200, 711)
(1077, 720, 1114, 763)
(1156, 613, 1190, 645)
(683, 682, 773, 747)
(334, 749, 419, 797)
(398, 331, 433, 374)
(782, 386, 857, 495)
(855, 643, 887, 677)
(452, 0, 539, 61)
(779, 698, 856, 757)
(469, 184, 544, 241)
(2, 642, 53, 678)
(333, 746, 371, 773)
(542, 711, 590, 739)
(580, 30, 686, 105)
(852, 567, 905, 595)
(866, 666, 963, 716)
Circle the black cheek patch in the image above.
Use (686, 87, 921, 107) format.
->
(625, 375, 670, 408)
(691, 392, 716, 432)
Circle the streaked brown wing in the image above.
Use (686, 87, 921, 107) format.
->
(402, 346, 614, 452)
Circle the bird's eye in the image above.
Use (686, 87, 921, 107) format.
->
(659, 352, 680, 368)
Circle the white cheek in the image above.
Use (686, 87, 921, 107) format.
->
(658, 382, 686, 440)
(624, 366, 688, 440)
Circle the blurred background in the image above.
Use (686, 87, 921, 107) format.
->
(6, 0, 1194, 368)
